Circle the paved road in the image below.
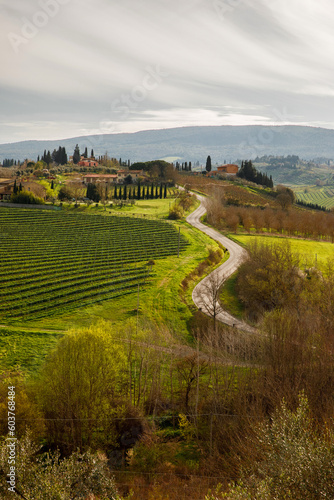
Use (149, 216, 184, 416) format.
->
(186, 194, 257, 334)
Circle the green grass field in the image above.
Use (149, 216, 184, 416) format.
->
(0, 327, 62, 373)
(220, 234, 334, 319)
(227, 234, 334, 271)
(59, 188, 180, 218)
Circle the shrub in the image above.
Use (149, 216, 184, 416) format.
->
(10, 190, 44, 205)
(0, 432, 119, 499)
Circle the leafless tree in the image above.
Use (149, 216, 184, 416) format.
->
(197, 271, 226, 329)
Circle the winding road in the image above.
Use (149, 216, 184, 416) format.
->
(186, 193, 257, 334)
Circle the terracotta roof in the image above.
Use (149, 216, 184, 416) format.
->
(83, 174, 117, 178)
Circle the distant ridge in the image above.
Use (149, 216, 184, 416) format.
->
(1, 125, 334, 163)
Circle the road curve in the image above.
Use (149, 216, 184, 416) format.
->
(186, 194, 257, 334)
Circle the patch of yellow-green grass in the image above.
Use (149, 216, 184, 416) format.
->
(59, 194, 180, 218)
(227, 234, 334, 272)
(0, 326, 62, 373)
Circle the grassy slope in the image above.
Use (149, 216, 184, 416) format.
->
(293, 184, 334, 209)
(0, 197, 219, 370)
(228, 234, 334, 271)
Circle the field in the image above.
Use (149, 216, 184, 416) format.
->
(0, 200, 219, 369)
(294, 184, 334, 209)
(0, 207, 189, 323)
(227, 234, 334, 271)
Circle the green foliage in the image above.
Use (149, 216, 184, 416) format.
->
(10, 190, 44, 205)
(130, 160, 172, 179)
(0, 432, 119, 499)
(168, 192, 195, 219)
(51, 146, 68, 165)
(34, 323, 128, 454)
(238, 160, 273, 188)
(73, 144, 80, 164)
(168, 204, 184, 220)
(86, 182, 100, 202)
(57, 185, 73, 201)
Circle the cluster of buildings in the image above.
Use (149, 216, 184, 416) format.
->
(83, 169, 145, 185)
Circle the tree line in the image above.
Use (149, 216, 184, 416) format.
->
(237, 160, 273, 187)
(86, 182, 168, 202)
(205, 202, 334, 241)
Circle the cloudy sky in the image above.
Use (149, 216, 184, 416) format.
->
(1, 0, 334, 143)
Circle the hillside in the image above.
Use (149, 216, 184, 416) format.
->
(2, 125, 334, 165)
(253, 155, 334, 186)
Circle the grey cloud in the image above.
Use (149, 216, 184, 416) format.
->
(1, 0, 334, 142)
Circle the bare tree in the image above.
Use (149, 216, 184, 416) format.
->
(196, 271, 226, 329)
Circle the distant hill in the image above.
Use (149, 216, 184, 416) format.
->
(1, 125, 334, 165)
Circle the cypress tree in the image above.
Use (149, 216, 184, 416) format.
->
(83, 147, 88, 158)
(159, 184, 163, 199)
(13, 179, 18, 194)
(206, 155, 212, 172)
(73, 144, 80, 164)
(164, 184, 167, 198)
(150, 183, 154, 199)
(91, 149, 94, 158)
(61, 147, 68, 165)
(137, 182, 141, 200)
(45, 151, 52, 165)
(123, 184, 127, 200)
(51, 180, 54, 190)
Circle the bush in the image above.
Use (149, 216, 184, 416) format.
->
(57, 185, 73, 201)
(0, 432, 119, 499)
(10, 190, 44, 205)
(168, 204, 184, 220)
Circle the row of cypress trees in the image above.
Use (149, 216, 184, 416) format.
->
(113, 182, 167, 200)
(86, 182, 168, 202)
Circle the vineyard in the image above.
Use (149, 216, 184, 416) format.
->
(295, 185, 334, 209)
(0, 208, 189, 322)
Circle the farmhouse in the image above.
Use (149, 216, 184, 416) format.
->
(78, 159, 99, 168)
(217, 164, 239, 174)
(83, 174, 117, 184)
(0, 179, 15, 200)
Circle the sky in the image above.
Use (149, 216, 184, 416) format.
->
(1, 0, 334, 144)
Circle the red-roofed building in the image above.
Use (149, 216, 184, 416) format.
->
(78, 159, 100, 168)
(217, 164, 239, 174)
